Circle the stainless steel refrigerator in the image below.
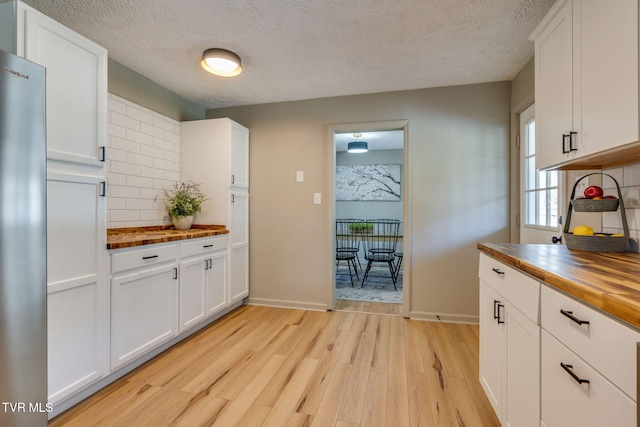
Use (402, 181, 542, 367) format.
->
(0, 49, 48, 426)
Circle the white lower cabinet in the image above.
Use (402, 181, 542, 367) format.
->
(541, 331, 635, 427)
(479, 254, 540, 427)
(207, 251, 228, 315)
(110, 262, 178, 369)
(480, 252, 640, 427)
(540, 285, 640, 427)
(479, 281, 540, 427)
(179, 256, 208, 331)
(179, 236, 229, 332)
(109, 235, 232, 369)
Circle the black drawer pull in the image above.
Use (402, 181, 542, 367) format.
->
(562, 134, 570, 153)
(203, 244, 213, 248)
(569, 131, 578, 152)
(142, 255, 159, 260)
(560, 309, 590, 326)
(496, 303, 505, 324)
(491, 268, 505, 276)
(560, 362, 590, 385)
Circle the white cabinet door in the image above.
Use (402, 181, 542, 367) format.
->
(535, 0, 574, 169)
(111, 264, 178, 369)
(229, 191, 249, 304)
(20, 4, 107, 167)
(504, 304, 540, 427)
(47, 172, 106, 404)
(207, 251, 228, 315)
(479, 281, 504, 421)
(179, 256, 207, 332)
(577, 0, 639, 158)
(48, 283, 103, 405)
(230, 120, 249, 189)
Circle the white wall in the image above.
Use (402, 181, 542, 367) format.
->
(106, 94, 180, 228)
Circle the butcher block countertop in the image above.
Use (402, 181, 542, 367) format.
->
(478, 243, 640, 330)
(107, 225, 228, 250)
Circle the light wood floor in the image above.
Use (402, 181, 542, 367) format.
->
(49, 305, 499, 427)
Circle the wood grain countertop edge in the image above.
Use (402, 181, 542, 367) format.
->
(107, 225, 229, 250)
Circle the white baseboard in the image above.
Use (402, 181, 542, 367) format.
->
(246, 297, 328, 312)
(409, 310, 478, 324)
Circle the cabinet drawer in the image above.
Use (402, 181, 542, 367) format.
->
(479, 253, 540, 323)
(541, 285, 640, 399)
(180, 236, 228, 259)
(110, 243, 178, 274)
(541, 330, 635, 427)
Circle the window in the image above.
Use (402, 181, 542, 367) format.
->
(522, 111, 559, 229)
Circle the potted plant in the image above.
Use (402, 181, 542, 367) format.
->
(159, 181, 208, 230)
(348, 222, 373, 233)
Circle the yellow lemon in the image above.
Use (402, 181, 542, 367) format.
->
(573, 225, 594, 236)
(594, 233, 606, 236)
(612, 233, 625, 237)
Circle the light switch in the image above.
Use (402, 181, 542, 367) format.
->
(314, 193, 321, 204)
(296, 171, 304, 182)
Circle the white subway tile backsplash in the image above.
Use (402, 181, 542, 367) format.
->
(107, 94, 180, 228)
(624, 163, 640, 186)
(110, 111, 142, 131)
(110, 160, 141, 176)
(126, 129, 154, 146)
(126, 105, 154, 125)
(604, 164, 640, 252)
(140, 166, 167, 179)
(141, 122, 165, 139)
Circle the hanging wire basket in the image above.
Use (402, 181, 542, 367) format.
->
(563, 173, 629, 252)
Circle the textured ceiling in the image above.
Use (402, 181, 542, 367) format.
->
(23, 0, 555, 110)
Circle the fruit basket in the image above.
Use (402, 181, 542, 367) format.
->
(571, 197, 619, 212)
(563, 173, 629, 252)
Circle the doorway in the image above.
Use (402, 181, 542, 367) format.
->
(326, 120, 410, 317)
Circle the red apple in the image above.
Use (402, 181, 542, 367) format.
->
(583, 185, 604, 199)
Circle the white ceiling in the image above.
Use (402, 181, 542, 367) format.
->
(22, 0, 555, 110)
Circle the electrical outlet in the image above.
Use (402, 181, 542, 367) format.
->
(313, 193, 321, 204)
(575, 176, 589, 197)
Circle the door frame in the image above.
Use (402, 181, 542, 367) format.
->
(325, 120, 410, 317)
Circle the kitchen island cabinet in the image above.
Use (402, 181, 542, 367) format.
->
(478, 243, 640, 427)
(531, 0, 640, 170)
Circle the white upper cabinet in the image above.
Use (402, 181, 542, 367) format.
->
(531, 0, 640, 170)
(18, 2, 107, 167)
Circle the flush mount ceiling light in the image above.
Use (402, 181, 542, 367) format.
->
(201, 48, 242, 77)
(347, 133, 368, 153)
